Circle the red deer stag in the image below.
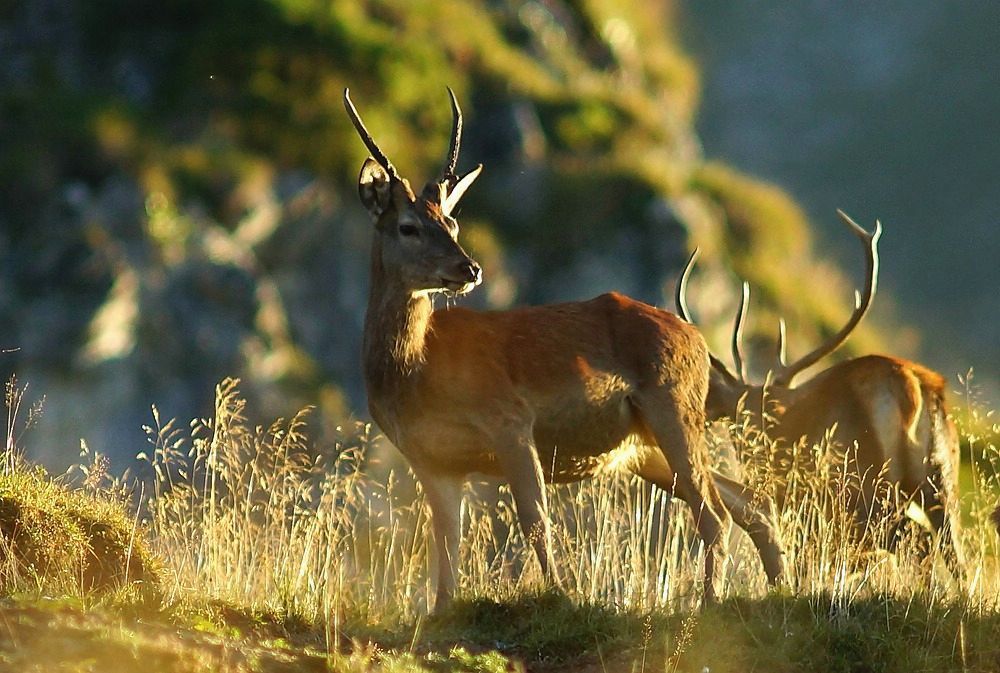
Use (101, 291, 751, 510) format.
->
(676, 210, 963, 574)
(343, 88, 785, 610)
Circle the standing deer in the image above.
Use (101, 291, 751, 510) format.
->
(344, 88, 785, 610)
(676, 210, 964, 573)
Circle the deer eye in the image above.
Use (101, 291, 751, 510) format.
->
(398, 224, 419, 237)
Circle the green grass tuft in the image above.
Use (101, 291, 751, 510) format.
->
(425, 588, 650, 664)
(669, 593, 1000, 673)
(0, 470, 162, 601)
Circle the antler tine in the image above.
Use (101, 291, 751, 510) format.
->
(442, 86, 463, 185)
(343, 88, 401, 181)
(732, 282, 750, 384)
(775, 317, 787, 368)
(773, 209, 882, 386)
(673, 248, 742, 384)
(675, 248, 700, 323)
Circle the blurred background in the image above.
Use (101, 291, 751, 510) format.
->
(683, 1, 999, 406)
(0, 0, 995, 470)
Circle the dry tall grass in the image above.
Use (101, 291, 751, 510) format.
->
(142, 378, 1000, 633)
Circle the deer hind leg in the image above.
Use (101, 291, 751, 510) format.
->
(919, 470, 966, 580)
(494, 432, 561, 590)
(634, 396, 731, 603)
(631, 454, 785, 586)
(413, 467, 465, 611)
(933, 506, 966, 581)
(709, 471, 786, 585)
(930, 409, 966, 580)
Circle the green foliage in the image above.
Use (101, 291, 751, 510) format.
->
(0, 471, 87, 589)
(692, 161, 812, 264)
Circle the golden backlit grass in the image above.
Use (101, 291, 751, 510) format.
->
(142, 379, 1000, 628)
(3, 376, 1000, 671)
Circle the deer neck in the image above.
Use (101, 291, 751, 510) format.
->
(362, 244, 433, 403)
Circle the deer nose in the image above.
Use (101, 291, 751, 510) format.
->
(462, 260, 482, 285)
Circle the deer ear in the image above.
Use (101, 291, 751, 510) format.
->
(358, 158, 392, 218)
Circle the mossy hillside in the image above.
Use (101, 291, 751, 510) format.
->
(0, 470, 162, 598)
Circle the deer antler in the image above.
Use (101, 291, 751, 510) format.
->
(732, 282, 750, 384)
(771, 209, 882, 386)
(343, 88, 402, 183)
(675, 249, 743, 385)
(442, 87, 463, 187)
(774, 317, 788, 368)
(438, 88, 483, 215)
(674, 248, 698, 324)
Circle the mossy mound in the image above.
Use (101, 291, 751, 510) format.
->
(0, 470, 162, 601)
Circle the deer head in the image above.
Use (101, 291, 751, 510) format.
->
(676, 209, 882, 422)
(344, 88, 483, 296)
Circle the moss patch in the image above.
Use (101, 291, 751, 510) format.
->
(0, 471, 162, 601)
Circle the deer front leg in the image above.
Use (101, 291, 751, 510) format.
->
(413, 467, 465, 612)
(495, 434, 562, 590)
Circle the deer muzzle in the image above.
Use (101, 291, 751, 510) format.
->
(441, 259, 482, 294)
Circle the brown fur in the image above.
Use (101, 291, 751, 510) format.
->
(713, 355, 964, 574)
(367, 288, 785, 609)
(682, 212, 966, 574)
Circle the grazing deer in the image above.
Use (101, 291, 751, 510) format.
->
(676, 210, 964, 573)
(343, 88, 785, 610)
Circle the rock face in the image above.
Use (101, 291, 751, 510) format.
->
(0, 0, 883, 467)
